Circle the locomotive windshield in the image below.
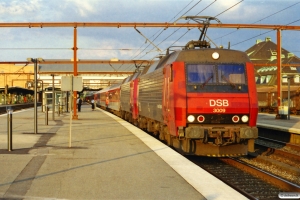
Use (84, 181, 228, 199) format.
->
(186, 64, 248, 93)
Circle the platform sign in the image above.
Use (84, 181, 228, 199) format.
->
(61, 76, 83, 91)
(26, 81, 33, 89)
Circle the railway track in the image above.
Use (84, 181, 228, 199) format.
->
(242, 136, 300, 185)
(257, 136, 300, 153)
(0, 103, 36, 114)
(189, 156, 300, 199)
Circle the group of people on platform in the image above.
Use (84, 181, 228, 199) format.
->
(76, 97, 95, 112)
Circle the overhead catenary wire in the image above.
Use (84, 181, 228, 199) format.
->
(4, 2, 297, 72)
(253, 2, 300, 24)
(129, 0, 202, 60)
(214, 1, 300, 46)
(214, 0, 243, 18)
(231, 17, 300, 47)
(126, 0, 204, 71)
(137, 0, 241, 63)
(156, 0, 217, 48)
(134, 0, 218, 63)
(149, 0, 198, 41)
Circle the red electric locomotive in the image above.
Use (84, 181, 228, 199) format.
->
(96, 17, 258, 156)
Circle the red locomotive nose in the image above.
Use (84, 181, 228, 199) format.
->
(232, 115, 240, 123)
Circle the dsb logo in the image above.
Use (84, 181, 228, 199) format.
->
(209, 99, 229, 107)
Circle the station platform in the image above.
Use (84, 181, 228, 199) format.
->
(258, 113, 300, 134)
(258, 113, 300, 144)
(0, 104, 246, 200)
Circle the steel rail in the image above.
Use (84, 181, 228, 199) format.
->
(264, 147, 300, 163)
(259, 136, 300, 152)
(222, 157, 300, 192)
(0, 22, 299, 30)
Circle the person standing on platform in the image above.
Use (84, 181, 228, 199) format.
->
(91, 99, 95, 111)
(105, 96, 109, 109)
(77, 97, 82, 112)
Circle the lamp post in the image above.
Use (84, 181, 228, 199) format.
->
(38, 80, 44, 112)
(50, 74, 55, 120)
(283, 75, 294, 120)
(27, 58, 43, 134)
(288, 76, 291, 120)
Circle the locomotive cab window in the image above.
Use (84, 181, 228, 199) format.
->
(187, 65, 216, 84)
(217, 64, 246, 84)
(186, 64, 248, 93)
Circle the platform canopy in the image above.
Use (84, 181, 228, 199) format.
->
(38, 59, 153, 74)
(0, 59, 155, 90)
(36, 59, 154, 89)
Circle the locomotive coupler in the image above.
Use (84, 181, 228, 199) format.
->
(215, 131, 223, 145)
(178, 127, 184, 139)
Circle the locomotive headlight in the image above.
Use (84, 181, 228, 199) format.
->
(241, 115, 249, 123)
(212, 52, 220, 60)
(187, 115, 195, 122)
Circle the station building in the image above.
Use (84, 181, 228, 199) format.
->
(245, 37, 300, 112)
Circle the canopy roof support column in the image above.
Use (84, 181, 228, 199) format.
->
(73, 27, 78, 120)
(276, 29, 282, 118)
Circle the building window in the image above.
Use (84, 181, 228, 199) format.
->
(294, 75, 300, 83)
(266, 75, 272, 83)
(282, 77, 288, 83)
(255, 76, 260, 84)
(261, 76, 266, 84)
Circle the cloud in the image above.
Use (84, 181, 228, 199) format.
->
(0, 0, 42, 18)
(64, 0, 99, 17)
(217, 0, 242, 9)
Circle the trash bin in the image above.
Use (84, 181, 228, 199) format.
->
(278, 106, 288, 119)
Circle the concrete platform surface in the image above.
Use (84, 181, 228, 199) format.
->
(258, 113, 300, 134)
(0, 104, 246, 200)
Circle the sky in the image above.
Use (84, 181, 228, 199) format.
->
(0, 0, 299, 70)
